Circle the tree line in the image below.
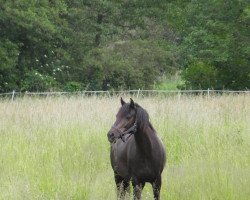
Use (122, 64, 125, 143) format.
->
(0, 0, 249, 92)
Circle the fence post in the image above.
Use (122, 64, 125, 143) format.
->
(178, 91, 181, 100)
(107, 90, 111, 98)
(11, 90, 15, 101)
(137, 88, 140, 98)
(207, 88, 210, 99)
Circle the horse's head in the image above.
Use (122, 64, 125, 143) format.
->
(107, 98, 137, 143)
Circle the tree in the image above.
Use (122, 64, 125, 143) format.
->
(0, 0, 71, 91)
(1, 0, 248, 92)
(170, 0, 250, 90)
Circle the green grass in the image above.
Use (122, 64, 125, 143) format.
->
(0, 95, 249, 199)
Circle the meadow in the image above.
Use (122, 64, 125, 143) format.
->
(0, 94, 249, 200)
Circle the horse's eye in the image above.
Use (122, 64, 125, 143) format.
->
(126, 115, 131, 119)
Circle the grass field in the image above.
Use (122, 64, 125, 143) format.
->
(0, 94, 249, 200)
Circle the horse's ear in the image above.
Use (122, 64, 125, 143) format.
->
(130, 98, 135, 108)
(121, 97, 126, 106)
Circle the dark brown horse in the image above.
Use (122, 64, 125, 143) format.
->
(107, 98, 166, 200)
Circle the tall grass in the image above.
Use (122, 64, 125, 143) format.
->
(0, 95, 249, 200)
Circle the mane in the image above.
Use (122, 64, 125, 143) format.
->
(135, 103, 154, 132)
(119, 102, 154, 132)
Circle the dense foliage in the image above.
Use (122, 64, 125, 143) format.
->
(0, 0, 249, 92)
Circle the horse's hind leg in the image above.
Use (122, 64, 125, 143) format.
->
(115, 174, 130, 199)
(152, 176, 162, 200)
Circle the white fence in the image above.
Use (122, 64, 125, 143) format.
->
(0, 89, 249, 100)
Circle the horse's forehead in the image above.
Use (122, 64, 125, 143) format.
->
(117, 104, 131, 116)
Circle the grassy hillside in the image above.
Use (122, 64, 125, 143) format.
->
(0, 95, 249, 199)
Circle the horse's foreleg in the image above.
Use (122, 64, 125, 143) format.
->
(122, 180, 130, 199)
(132, 177, 145, 200)
(115, 174, 130, 199)
(152, 176, 162, 200)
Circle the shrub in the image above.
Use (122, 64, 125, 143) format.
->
(64, 81, 83, 92)
(179, 61, 217, 89)
(21, 70, 58, 92)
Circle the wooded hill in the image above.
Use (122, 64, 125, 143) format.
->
(0, 0, 249, 92)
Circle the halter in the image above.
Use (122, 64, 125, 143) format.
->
(119, 118, 137, 142)
(112, 110, 138, 143)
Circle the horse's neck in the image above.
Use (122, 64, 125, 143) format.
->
(134, 125, 154, 156)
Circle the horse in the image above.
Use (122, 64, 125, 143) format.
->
(107, 98, 166, 200)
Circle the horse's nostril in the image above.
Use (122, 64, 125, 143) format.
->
(108, 132, 114, 138)
(110, 132, 114, 137)
(108, 132, 115, 143)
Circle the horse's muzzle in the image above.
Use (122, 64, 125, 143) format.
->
(107, 132, 115, 143)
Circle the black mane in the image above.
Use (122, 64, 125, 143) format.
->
(135, 103, 153, 131)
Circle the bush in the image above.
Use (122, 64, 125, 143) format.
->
(63, 81, 83, 92)
(179, 61, 217, 89)
(21, 70, 58, 92)
(83, 40, 178, 90)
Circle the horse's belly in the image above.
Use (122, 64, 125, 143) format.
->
(130, 162, 157, 182)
